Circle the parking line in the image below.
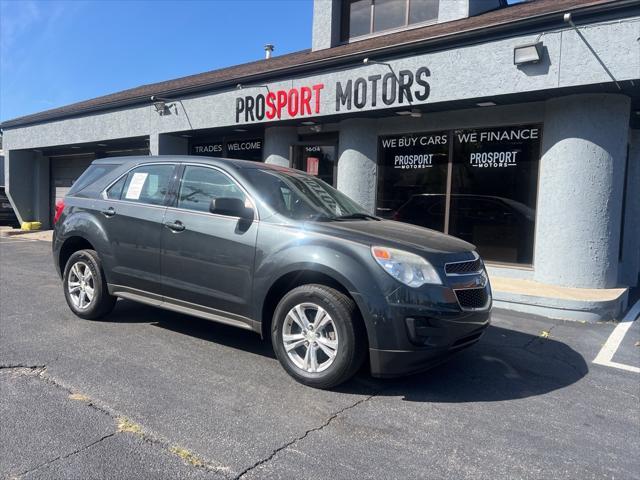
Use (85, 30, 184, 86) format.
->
(593, 299, 640, 374)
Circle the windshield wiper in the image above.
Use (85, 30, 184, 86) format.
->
(308, 213, 338, 222)
(334, 213, 380, 221)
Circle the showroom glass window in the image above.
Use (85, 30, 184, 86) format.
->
(342, 0, 439, 40)
(376, 131, 449, 231)
(377, 125, 542, 266)
(449, 126, 540, 265)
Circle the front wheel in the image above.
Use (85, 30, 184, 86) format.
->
(272, 284, 366, 389)
(63, 249, 116, 320)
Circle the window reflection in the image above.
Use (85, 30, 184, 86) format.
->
(377, 125, 541, 265)
(374, 0, 405, 32)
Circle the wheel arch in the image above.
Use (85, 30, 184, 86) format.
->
(260, 269, 371, 352)
(58, 235, 96, 276)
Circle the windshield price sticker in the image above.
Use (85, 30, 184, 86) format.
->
(125, 172, 148, 200)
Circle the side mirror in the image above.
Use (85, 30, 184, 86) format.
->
(209, 197, 253, 219)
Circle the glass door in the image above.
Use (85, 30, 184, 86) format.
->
(291, 143, 337, 187)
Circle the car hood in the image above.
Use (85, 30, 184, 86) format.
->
(305, 219, 475, 255)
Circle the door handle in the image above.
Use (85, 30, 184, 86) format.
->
(164, 220, 185, 232)
(101, 207, 116, 217)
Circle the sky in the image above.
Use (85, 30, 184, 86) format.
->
(0, 0, 526, 123)
(0, 0, 313, 122)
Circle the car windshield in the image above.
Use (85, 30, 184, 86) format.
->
(245, 168, 371, 221)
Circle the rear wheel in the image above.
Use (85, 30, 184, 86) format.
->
(63, 249, 116, 320)
(272, 284, 365, 389)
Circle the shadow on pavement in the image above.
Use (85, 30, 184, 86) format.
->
(106, 300, 588, 403)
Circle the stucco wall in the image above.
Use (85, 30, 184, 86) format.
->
(337, 118, 378, 213)
(3, 17, 638, 152)
(311, 0, 341, 51)
(4, 150, 49, 227)
(534, 94, 630, 289)
(264, 127, 298, 166)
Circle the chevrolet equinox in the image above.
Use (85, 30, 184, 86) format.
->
(53, 156, 491, 388)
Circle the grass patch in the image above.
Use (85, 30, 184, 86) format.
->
(170, 446, 205, 467)
(68, 393, 91, 402)
(117, 417, 143, 435)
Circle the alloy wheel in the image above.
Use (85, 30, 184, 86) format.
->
(68, 261, 95, 310)
(282, 302, 339, 373)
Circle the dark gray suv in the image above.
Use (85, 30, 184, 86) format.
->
(53, 156, 491, 388)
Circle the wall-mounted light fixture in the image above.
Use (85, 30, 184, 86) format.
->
(150, 95, 177, 116)
(513, 41, 544, 65)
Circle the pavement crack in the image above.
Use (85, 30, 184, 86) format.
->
(235, 392, 378, 479)
(0, 364, 46, 371)
(12, 432, 116, 479)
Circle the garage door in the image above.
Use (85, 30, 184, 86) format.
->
(51, 154, 95, 216)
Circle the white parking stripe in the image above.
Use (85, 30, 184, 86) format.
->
(593, 300, 640, 374)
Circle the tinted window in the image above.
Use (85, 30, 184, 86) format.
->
(349, 0, 371, 38)
(121, 164, 174, 206)
(177, 166, 246, 213)
(449, 126, 540, 264)
(377, 125, 541, 265)
(343, 0, 438, 40)
(376, 131, 449, 229)
(67, 164, 117, 196)
(106, 175, 127, 200)
(374, 0, 405, 32)
(409, 0, 438, 24)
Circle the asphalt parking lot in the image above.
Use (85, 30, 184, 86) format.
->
(1, 236, 638, 480)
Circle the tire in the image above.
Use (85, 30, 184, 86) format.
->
(272, 284, 366, 389)
(63, 249, 116, 320)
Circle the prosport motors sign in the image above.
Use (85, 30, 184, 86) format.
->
(379, 124, 542, 171)
(454, 126, 541, 169)
(379, 132, 448, 170)
(235, 67, 431, 123)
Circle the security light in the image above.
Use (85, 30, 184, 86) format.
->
(514, 41, 543, 65)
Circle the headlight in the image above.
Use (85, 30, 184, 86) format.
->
(371, 246, 441, 287)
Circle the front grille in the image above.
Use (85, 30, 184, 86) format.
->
(445, 258, 482, 275)
(454, 287, 489, 310)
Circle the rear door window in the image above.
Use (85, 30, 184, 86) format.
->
(119, 164, 175, 206)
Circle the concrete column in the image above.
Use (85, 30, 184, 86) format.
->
(5, 150, 36, 225)
(33, 152, 50, 230)
(311, 0, 341, 51)
(263, 127, 297, 167)
(620, 129, 640, 286)
(337, 118, 377, 214)
(534, 94, 630, 289)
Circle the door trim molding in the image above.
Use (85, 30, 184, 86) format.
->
(108, 284, 260, 333)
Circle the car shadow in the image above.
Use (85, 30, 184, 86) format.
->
(107, 299, 276, 358)
(106, 300, 588, 403)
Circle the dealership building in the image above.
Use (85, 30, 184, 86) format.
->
(2, 0, 639, 321)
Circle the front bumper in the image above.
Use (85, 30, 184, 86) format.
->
(352, 271, 492, 378)
(369, 314, 489, 377)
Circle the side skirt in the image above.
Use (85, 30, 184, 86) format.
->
(108, 284, 260, 333)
